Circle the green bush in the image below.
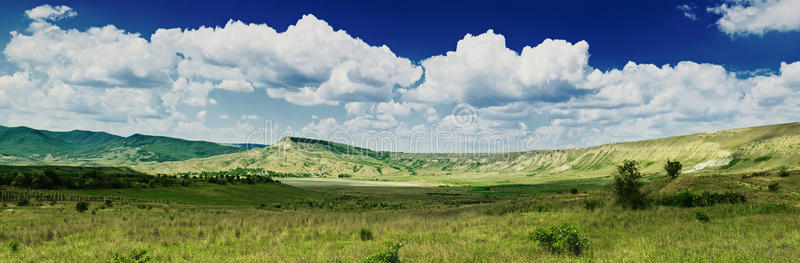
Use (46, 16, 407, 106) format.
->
(529, 223, 589, 256)
(365, 240, 402, 263)
(664, 159, 682, 179)
(109, 248, 151, 263)
(612, 160, 648, 209)
(655, 191, 746, 208)
(695, 211, 710, 222)
(76, 201, 89, 213)
(570, 188, 579, 194)
(8, 240, 19, 252)
(778, 166, 790, 177)
(768, 182, 780, 192)
(360, 227, 374, 241)
(16, 198, 30, 206)
(104, 200, 114, 208)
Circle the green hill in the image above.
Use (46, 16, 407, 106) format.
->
(138, 122, 800, 185)
(0, 125, 241, 165)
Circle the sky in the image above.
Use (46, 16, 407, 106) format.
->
(0, 0, 799, 152)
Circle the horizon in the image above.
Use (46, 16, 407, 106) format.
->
(1, 1, 799, 152)
(3, 121, 797, 154)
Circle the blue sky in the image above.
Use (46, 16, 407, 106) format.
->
(1, 0, 799, 151)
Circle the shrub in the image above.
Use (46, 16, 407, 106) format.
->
(570, 188, 579, 194)
(754, 155, 772, 162)
(664, 159, 682, 179)
(16, 198, 30, 206)
(612, 160, 648, 209)
(109, 248, 151, 263)
(655, 191, 746, 207)
(778, 166, 790, 177)
(76, 201, 89, 213)
(338, 173, 353, 178)
(104, 200, 114, 208)
(695, 211, 710, 222)
(365, 240, 402, 263)
(360, 227, 374, 241)
(768, 182, 780, 192)
(8, 240, 19, 252)
(529, 223, 589, 256)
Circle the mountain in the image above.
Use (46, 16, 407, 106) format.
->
(138, 122, 800, 184)
(0, 125, 241, 165)
(222, 143, 270, 150)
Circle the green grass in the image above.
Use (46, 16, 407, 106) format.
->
(62, 183, 331, 207)
(1, 170, 798, 262)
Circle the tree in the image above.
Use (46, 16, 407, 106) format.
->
(664, 159, 683, 179)
(612, 160, 648, 209)
(76, 201, 89, 213)
(10, 172, 28, 188)
(30, 170, 53, 189)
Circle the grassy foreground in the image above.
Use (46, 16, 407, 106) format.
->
(1, 172, 799, 262)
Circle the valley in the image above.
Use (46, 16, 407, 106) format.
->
(1, 123, 799, 262)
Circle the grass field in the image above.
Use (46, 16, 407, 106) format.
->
(2, 170, 799, 262)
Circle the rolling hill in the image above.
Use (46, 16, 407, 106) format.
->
(138, 122, 800, 184)
(0, 125, 241, 165)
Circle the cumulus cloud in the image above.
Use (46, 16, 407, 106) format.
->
(0, 6, 422, 143)
(2, 5, 800, 150)
(25, 4, 77, 21)
(153, 16, 422, 105)
(404, 30, 591, 107)
(524, 60, 800, 148)
(708, 0, 800, 36)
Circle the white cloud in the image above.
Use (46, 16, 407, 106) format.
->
(152, 16, 422, 105)
(677, 4, 697, 21)
(216, 80, 254, 92)
(241, 114, 260, 120)
(5, 23, 175, 89)
(524, 60, 800, 148)
(404, 30, 591, 106)
(25, 5, 77, 21)
(2, 5, 800, 150)
(708, 0, 800, 36)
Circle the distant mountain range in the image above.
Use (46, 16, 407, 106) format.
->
(0, 125, 241, 165)
(220, 143, 270, 150)
(138, 122, 800, 184)
(2, 123, 799, 185)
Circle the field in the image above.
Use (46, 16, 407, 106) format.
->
(2, 169, 799, 262)
(2, 124, 799, 262)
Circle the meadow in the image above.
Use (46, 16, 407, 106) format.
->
(1, 167, 798, 262)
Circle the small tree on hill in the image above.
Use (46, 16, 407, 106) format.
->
(76, 201, 89, 213)
(664, 159, 682, 179)
(612, 160, 647, 209)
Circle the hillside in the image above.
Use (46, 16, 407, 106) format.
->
(138, 122, 800, 184)
(0, 125, 241, 166)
